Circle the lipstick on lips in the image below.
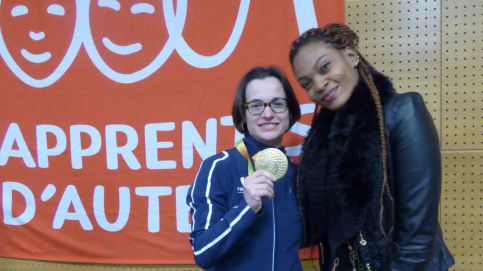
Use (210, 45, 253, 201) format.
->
(322, 86, 338, 102)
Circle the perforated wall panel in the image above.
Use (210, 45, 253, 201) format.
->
(346, 0, 483, 271)
(346, 0, 442, 132)
(441, 153, 483, 269)
(442, 0, 483, 150)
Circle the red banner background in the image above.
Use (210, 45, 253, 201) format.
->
(0, 0, 343, 264)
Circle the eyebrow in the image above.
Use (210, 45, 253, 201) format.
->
(246, 97, 284, 103)
(297, 54, 327, 82)
(98, 0, 120, 10)
(131, 3, 155, 14)
(314, 54, 327, 69)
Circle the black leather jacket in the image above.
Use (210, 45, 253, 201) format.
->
(358, 91, 455, 270)
(298, 71, 454, 271)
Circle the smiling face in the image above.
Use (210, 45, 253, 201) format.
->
(89, 0, 168, 74)
(292, 41, 359, 111)
(245, 77, 290, 147)
(0, 0, 76, 79)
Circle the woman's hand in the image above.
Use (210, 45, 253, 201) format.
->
(243, 170, 277, 214)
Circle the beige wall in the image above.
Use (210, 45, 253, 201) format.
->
(1, 0, 481, 270)
(344, 0, 482, 270)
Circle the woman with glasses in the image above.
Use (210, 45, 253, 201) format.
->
(186, 66, 303, 271)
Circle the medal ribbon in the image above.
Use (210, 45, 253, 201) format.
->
(235, 139, 260, 175)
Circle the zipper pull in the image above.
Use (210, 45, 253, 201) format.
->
(359, 231, 367, 246)
(331, 258, 339, 271)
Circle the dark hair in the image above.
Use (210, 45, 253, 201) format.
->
(289, 23, 359, 65)
(231, 66, 301, 134)
(289, 23, 394, 237)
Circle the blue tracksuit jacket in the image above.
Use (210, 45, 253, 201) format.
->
(186, 134, 303, 270)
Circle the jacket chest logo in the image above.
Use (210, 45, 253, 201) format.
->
(237, 177, 244, 193)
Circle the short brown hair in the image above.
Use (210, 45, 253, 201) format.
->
(231, 66, 301, 134)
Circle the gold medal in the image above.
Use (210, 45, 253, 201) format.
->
(254, 148, 288, 180)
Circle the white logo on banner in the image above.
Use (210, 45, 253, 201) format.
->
(0, 0, 84, 88)
(0, 0, 317, 87)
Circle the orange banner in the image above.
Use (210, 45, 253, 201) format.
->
(0, 0, 343, 264)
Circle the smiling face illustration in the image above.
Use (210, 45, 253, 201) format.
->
(88, 0, 170, 75)
(0, 0, 78, 85)
(0, 0, 249, 86)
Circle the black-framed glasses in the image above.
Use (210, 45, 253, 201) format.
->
(244, 98, 288, 115)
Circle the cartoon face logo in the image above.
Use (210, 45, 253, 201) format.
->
(0, 0, 251, 85)
(84, 0, 250, 83)
(164, 0, 249, 69)
(0, 0, 82, 87)
(85, 0, 173, 83)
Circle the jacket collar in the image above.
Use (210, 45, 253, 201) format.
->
(243, 133, 286, 158)
(298, 68, 395, 251)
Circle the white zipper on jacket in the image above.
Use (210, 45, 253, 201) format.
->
(235, 139, 278, 270)
(272, 198, 275, 271)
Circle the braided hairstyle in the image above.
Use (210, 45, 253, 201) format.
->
(290, 23, 395, 237)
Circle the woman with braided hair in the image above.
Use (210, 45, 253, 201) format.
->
(289, 23, 454, 270)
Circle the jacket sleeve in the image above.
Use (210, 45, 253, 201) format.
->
(386, 93, 441, 270)
(186, 152, 260, 269)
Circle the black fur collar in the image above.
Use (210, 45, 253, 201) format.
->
(298, 69, 395, 250)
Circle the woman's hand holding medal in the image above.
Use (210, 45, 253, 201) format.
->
(243, 170, 276, 214)
(243, 148, 288, 214)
